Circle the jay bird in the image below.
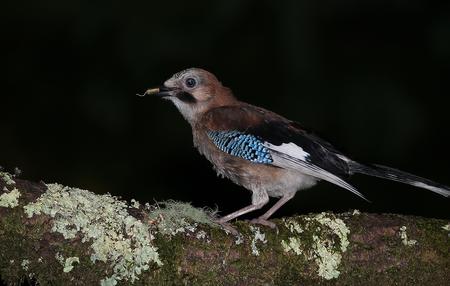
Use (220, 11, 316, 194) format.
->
(140, 68, 450, 231)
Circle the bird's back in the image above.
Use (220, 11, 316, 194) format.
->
(195, 103, 351, 178)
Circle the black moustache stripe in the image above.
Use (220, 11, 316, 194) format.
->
(176, 92, 197, 103)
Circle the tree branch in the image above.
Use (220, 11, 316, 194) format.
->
(0, 172, 449, 285)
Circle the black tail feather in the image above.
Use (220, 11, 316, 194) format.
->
(349, 161, 450, 198)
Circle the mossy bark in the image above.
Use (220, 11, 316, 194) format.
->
(0, 176, 449, 286)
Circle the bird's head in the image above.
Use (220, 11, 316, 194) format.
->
(140, 68, 236, 123)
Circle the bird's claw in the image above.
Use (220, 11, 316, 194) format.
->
(249, 218, 277, 229)
(215, 219, 240, 236)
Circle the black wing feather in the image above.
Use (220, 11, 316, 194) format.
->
(246, 120, 350, 177)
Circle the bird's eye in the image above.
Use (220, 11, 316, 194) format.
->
(185, 77, 197, 88)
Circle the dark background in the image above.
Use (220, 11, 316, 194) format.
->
(1, 0, 449, 219)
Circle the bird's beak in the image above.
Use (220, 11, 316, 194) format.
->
(137, 85, 175, 97)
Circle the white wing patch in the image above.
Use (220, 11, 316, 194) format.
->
(263, 142, 310, 161)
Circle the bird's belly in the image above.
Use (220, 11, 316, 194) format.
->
(266, 169, 318, 197)
(213, 156, 318, 197)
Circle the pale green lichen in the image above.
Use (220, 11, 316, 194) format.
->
(0, 172, 15, 185)
(0, 188, 21, 208)
(281, 237, 302, 255)
(55, 252, 64, 264)
(101, 276, 118, 286)
(63, 257, 80, 273)
(23, 183, 162, 284)
(147, 200, 217, 235)
(313, 234, 343, 280)
(21, 259, 30, 271)
(281, 218, 305, 256)
(281, 213, 350, 280)
(195, 230, 209, 242)
(196, 230, 206, 239)
(55, 253, 80, 273)
(399, 226, 417, 246)
(235, 235, 244, 245)
(352, 209, 360, 215)
(312, 213, 350, 252)
(283, 218, 304, 234)
(442, 223, 450, 231)
(249, 226, 267, 256)
(130, 199, 140, 209)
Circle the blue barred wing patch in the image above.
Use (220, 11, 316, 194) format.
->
(207, 130, 273, 164)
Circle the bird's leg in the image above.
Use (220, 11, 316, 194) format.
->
(215, 204, 261, 235)
(216, 192, 269, 234)
(218, 204, 263, 223)
(250, 193, 295, 229)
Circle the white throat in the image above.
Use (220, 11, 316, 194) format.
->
(168, 97, 202, 125)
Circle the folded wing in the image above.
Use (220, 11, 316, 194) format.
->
(203, 104, 369, 201)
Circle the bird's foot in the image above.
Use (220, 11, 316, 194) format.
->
(215, 219, 240, 236)
(249, 218, 277, 229)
